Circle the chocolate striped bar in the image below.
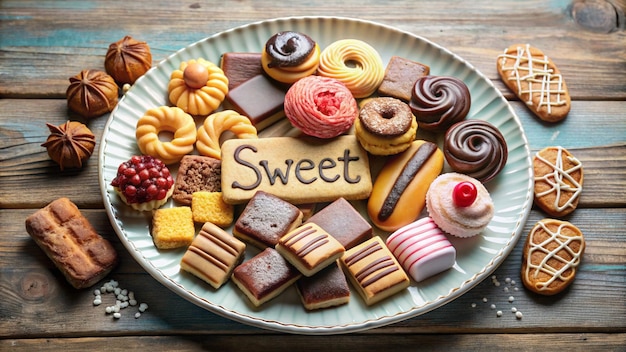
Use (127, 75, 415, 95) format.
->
(276, 223, 345, 277)
(340, 236, 409, 305)
(180, 222, 246, 289)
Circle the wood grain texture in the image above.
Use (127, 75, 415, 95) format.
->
(1, 0, 625, 99)
(1, 208, 624, 337)
(0, 0, 624, 350)
(2, 333, 626, 351)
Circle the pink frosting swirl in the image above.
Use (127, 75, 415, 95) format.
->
(409, 76, 471, 131)
(284, 76, 358, 139)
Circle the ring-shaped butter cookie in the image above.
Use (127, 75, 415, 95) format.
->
(136, 106, 197, 164)
(196, 110, 258, 160)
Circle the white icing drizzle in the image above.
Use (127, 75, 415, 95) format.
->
(498, 44, 567, 115)
(525, 221, 583, 291)
(534, 146, 582, 212)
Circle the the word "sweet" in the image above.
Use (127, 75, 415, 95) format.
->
(220, 136, 372, 205)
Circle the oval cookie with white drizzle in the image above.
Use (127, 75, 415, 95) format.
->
(533, 146, 583, 217)
(497, 44, 570, 122)
(521, 219, 584, 295)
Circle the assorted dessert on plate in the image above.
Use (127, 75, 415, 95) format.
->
(22, 17, 583, 333)
(96, 18, 538, 333)
(105, 29, 513, 311)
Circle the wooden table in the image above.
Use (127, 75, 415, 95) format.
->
(1, 0, 625, 350)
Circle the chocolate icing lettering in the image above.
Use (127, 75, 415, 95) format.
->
(338, 149, 361, 184)
(295, 159, 317, 184)
(232, 145, 262, 190)
(261, 159, 293, 185)
(319, 158, 339, 182)
(231, 145, 363, 189)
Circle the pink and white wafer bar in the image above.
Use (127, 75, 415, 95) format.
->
(284, 75, 358, 139)
(385, 217, 456, 282)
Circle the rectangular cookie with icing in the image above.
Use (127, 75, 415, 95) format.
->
(180, 222, 246, 289)
(221, 135, 372, 205)
(296, 262, 350, 310)
(232, 247, 302, 307)
(233, 191, 303, 249)
(276, 223, 345, 277)
(340, 236, 410, 306)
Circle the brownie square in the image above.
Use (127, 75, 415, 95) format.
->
(172, 155, 221, 205)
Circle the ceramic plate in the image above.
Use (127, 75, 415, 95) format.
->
(99, 16, 533, 334)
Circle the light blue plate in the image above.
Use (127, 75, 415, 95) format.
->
(99, 16, 533, 334)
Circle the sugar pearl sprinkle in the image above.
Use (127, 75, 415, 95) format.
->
(93, 279, 148, 320)
(471, 275, 524, 320)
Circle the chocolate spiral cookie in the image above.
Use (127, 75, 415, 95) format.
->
(444, 120, 507, 183)
(409, 76, 471, 131)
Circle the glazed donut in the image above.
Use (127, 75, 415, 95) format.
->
(355, 97, 417, 156)
(168, 58, 229, 116)
(136, 106, 197, 164)
(261, 31, 320, 84)
(444, 119, 508, 183)
(196, 110, 258, 159)
(284, 75, 358, 139)
(409, 76, 471, 131)
(359, 97, 413, 136)
(317, 39, 385, 98)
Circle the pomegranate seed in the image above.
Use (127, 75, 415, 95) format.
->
(125, 185, 137, 196)
(156, 177, 167, 188)
(146, 185, 159, 196)
(130, 174, 141, 186)
(123, 167, 136, 177)
(139, 169, 150, 181)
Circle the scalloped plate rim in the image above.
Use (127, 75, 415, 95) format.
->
(99, 16, 533, 335)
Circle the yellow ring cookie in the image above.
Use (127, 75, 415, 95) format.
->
(168, 58, 229, 116)
(136, 106, 197, 164)
(196, 110, 258, 159)
(317, 39, 385, 98)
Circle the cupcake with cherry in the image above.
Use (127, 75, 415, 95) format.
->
(426, 172, 494, 238)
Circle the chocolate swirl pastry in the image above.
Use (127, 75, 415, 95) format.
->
(265, 31, 315, 68)
(409, 76, 471, 131)
(444, 120, 508, 183)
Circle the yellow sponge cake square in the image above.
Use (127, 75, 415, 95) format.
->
(152, 206, 195, 249)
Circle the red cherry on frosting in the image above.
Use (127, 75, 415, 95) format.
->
(453, 181, 477, 207)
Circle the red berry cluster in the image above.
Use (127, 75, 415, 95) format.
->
(111, 155, 174, 204)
